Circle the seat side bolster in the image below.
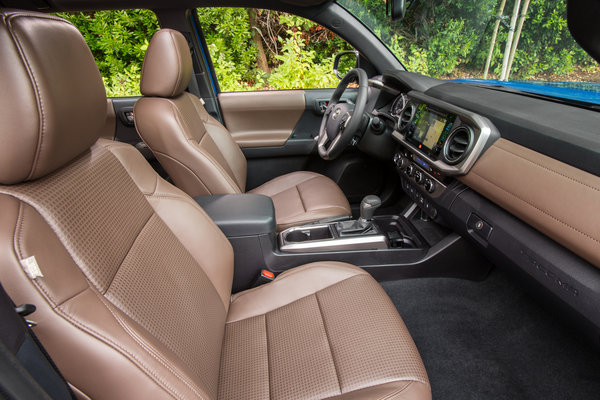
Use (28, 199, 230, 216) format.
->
(100, 139, 234, 310)
(324, 380, 431, 400)
(134, 95, 243, 196)
(227, 262, 367, 323)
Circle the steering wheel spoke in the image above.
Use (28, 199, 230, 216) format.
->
(317, 68, 368, 160)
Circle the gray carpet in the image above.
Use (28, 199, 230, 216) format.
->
(381, 269, 600, 400)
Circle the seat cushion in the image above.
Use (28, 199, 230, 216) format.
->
(249, 171, 351, 231)
(219, 262, 431, 400)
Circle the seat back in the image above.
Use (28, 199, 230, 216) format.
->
(135, 29, 247, 197)
(0, 11, 233, 399)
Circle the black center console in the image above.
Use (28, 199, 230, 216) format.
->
(195, 191, 491, 293)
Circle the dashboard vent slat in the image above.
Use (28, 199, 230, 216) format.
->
(443, 127, 472, 165)
(397, 103, 415, 131)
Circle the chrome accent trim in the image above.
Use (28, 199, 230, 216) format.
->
(402, 203, 418, 218)
(279, 224, 388, 253)
(391, 91, 500, 176)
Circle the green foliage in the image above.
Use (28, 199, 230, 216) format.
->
(197, 8, 351, 91)
(268, 30, 339, 89)
(339, 0, 597, 80)
(56, 10, 159, 96)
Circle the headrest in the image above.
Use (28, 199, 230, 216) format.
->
(140, 29, 192, 98)
(0, 10, 107, 185)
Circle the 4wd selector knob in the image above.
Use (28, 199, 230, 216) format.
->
(424, 178, 435, 193)
(405, 164, 415, 176)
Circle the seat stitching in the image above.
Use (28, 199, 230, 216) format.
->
(264, 314, 272, 400)
(103, 211, 154, 295)
(57, 291, 185, 400)
(96, 293, 207, 399)
(153, 150, 213, 195)
(12, 207, 195, 400)
(228, 273, 362, 307)
(295, 185, 306, 212)
(166, 99, 241, 193)
(379, 381, 417, 400)
(7, 16, 46, 179)
(315, 292, 343, 395)
(495, 141, 600, 192)
(168, 31, 183, 98)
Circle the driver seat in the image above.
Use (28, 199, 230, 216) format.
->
(134, 29, 351, 231)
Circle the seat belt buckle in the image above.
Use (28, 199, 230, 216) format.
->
(251, 269, 275, 288)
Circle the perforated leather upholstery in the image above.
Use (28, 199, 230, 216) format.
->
(0, 10, 430, 400)
(135, 29, 351, 230)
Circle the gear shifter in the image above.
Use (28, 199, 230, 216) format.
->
(359, 195, 382, 222)
(335, 195, 381, 236)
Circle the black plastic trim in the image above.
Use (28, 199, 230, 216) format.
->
(446, 187, 600, 346)
(194, 194, 276, 236)
(241, 139, 317, 159)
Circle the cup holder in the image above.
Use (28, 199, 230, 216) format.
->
(284, 226, 332, 243)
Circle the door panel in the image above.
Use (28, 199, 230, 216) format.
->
(112, 97, 142, 146)
(219, 91, 305, 148)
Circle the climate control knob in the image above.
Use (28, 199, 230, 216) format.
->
(405, 164, 415, 176)
(424, 178, 436, 193)
(414, 170, 424, 184)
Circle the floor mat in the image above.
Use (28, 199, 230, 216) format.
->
(381, 269, 600, 400)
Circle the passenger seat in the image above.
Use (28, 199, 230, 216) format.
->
(0, 10, 431, 400)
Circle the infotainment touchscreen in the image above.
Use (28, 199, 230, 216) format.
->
(409, 104, 456, 153)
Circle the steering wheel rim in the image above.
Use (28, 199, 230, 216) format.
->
(318, 68, 369, 160)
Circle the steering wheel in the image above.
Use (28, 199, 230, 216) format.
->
(317, 68, 369, 160)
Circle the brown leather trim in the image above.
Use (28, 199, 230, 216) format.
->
(219, 91, 305, 148)
(227, 262, 367, 323)
(459, 138, 600, 267)
(100, 98, 116, 140)
(324, 380, 432, 400)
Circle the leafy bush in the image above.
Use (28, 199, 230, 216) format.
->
(197, 8, 351, 91)
(339, 0, 597, 80)
(56, 10, 159, 96)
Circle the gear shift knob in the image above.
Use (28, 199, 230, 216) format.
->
(360, 195, 381, 221)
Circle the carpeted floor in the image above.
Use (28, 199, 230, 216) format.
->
(381, 269, 600, 400)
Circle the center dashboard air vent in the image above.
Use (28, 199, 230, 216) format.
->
(397, 103, 415, 131)
(443, 126, 473, 164)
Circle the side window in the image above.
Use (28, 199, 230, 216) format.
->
(55, 10, 160, 97)
(196, 8, 353, 92)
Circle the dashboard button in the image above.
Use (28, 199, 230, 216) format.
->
(405, 164, 415, 176)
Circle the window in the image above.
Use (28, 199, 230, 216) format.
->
(197, 8, 353, 92)
(56, 10, 160, 97)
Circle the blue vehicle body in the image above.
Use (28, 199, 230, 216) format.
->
(453, 78, 600, 106)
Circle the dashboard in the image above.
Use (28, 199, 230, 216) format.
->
(361, 72, 600, 346)
(383, 89, 499, 218)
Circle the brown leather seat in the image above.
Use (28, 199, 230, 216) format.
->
(134, 29, 351, 231)
(0, 10, 431, 400)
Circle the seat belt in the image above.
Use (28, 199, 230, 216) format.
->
(0, 283, 75, 400)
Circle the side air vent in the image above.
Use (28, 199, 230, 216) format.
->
(443, 126, 472, 164)
(397, 103, 415, 131)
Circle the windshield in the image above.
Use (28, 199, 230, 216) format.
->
(338, 0, 600, 106)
